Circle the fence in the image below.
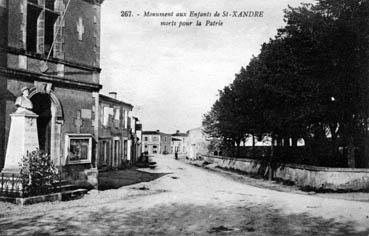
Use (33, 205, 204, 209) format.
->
(0, 172, 62, 198)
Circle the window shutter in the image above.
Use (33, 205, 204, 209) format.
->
(54, 0, 65, 59)
(36, 10, 45, 54)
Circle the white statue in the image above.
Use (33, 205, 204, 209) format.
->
(15, 87, 33, 112)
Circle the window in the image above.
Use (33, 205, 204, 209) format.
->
(135, 123, 142, 131)
(103, 106, 114, 126)
(164, 137, 167, 142)
(114, 107, 120, 120)
(114, 107, 120, 128)
(26, 4, 41, 53)
(153, 145, 157, 149)
(123, 140, 128, 159)
(123, 110, 128, 129)
(131, 118, 135, 133)
(44, 11, 59, 56)
(144, 137, 148, 141)
(100, 140, 109, 164)
(26, 0, 59, 56)
(113, 139, 120, 167)
(127, 116, 131, 129)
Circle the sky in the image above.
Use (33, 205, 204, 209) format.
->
(100, 0, 315, 134)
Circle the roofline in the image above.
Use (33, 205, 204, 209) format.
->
(171, 133, 187, 136)
(142, 131, 171, 135)
(99, 94, 133, 108)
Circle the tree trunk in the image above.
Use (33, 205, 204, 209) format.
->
(232, 139, 236, 158)
(236, 140, 240, 158)
(329, 124, 338, 161)
(347, 136, 355, 168)
(268, 136, 274, 181)
(252, 133, 256, 159)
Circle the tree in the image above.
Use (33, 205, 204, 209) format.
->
(204, 0, 369, 167)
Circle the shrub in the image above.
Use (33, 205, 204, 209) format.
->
(19, 149, 59, 196)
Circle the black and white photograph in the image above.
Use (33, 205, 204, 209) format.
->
(1, 0, 369, 235)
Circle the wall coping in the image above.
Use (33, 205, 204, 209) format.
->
(203, 155, 369, 173)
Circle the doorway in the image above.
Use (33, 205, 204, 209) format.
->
(113, 138, 120, 168)
(30, 93, 51, 154)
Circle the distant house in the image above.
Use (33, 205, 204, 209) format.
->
(186, 127, 210, 160)
(142, 130, 171, 155)
(98, 92, 139, 170)
(171, 130, 187, 154)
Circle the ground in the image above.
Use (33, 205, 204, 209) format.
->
(1, 155, 369, 235)
(98, 168, 166, 190)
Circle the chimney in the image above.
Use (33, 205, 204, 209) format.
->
(156, 130, 160, 133)
(176, 130, 180, 134)
(109, 92, 117, 99)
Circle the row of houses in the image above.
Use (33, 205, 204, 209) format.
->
(142, 128, 210, 159)
(98, 92, 142, 170)
(0, 0, 142, 188)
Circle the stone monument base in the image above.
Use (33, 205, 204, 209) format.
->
(2, 109, 39, 174)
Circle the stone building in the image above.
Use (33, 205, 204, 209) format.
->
(171, 130, 187, 155)
(142, 130, 171, 155)
(0, 0, 104, 187)
(98, 92, 133, 170)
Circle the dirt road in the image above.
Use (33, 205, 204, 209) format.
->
(1, 154, 369, 235)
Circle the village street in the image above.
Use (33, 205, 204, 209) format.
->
(1, 155, 369, 235)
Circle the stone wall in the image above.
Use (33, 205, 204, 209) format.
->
(202, 155, 369, 191)
(64, 0, 101, 67)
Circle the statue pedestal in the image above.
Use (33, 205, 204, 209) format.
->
(2, 109, 39, 174)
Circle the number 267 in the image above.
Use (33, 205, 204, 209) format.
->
(121, 11, 132, 17)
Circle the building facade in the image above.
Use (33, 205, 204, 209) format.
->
(98, 92, 133, 170)
(142, 131, 160, 155)
(142, 130, 171, 155)
(171, 130, 187, 155)
(0, 0, 104, 187)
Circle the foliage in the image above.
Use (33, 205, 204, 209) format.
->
(19, 149, 59, 195)
(203, 0, 369, 167)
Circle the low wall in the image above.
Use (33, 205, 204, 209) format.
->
(202, 155, 369, 191)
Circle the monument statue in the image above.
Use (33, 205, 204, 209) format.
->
(15, 87, 33, 112)
(2, 87, 39, 173)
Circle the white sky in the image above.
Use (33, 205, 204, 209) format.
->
(100, 0, 315, 133)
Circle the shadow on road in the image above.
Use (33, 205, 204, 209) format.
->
(0, 203, 367, 235)
(98, 168, 168, 191)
